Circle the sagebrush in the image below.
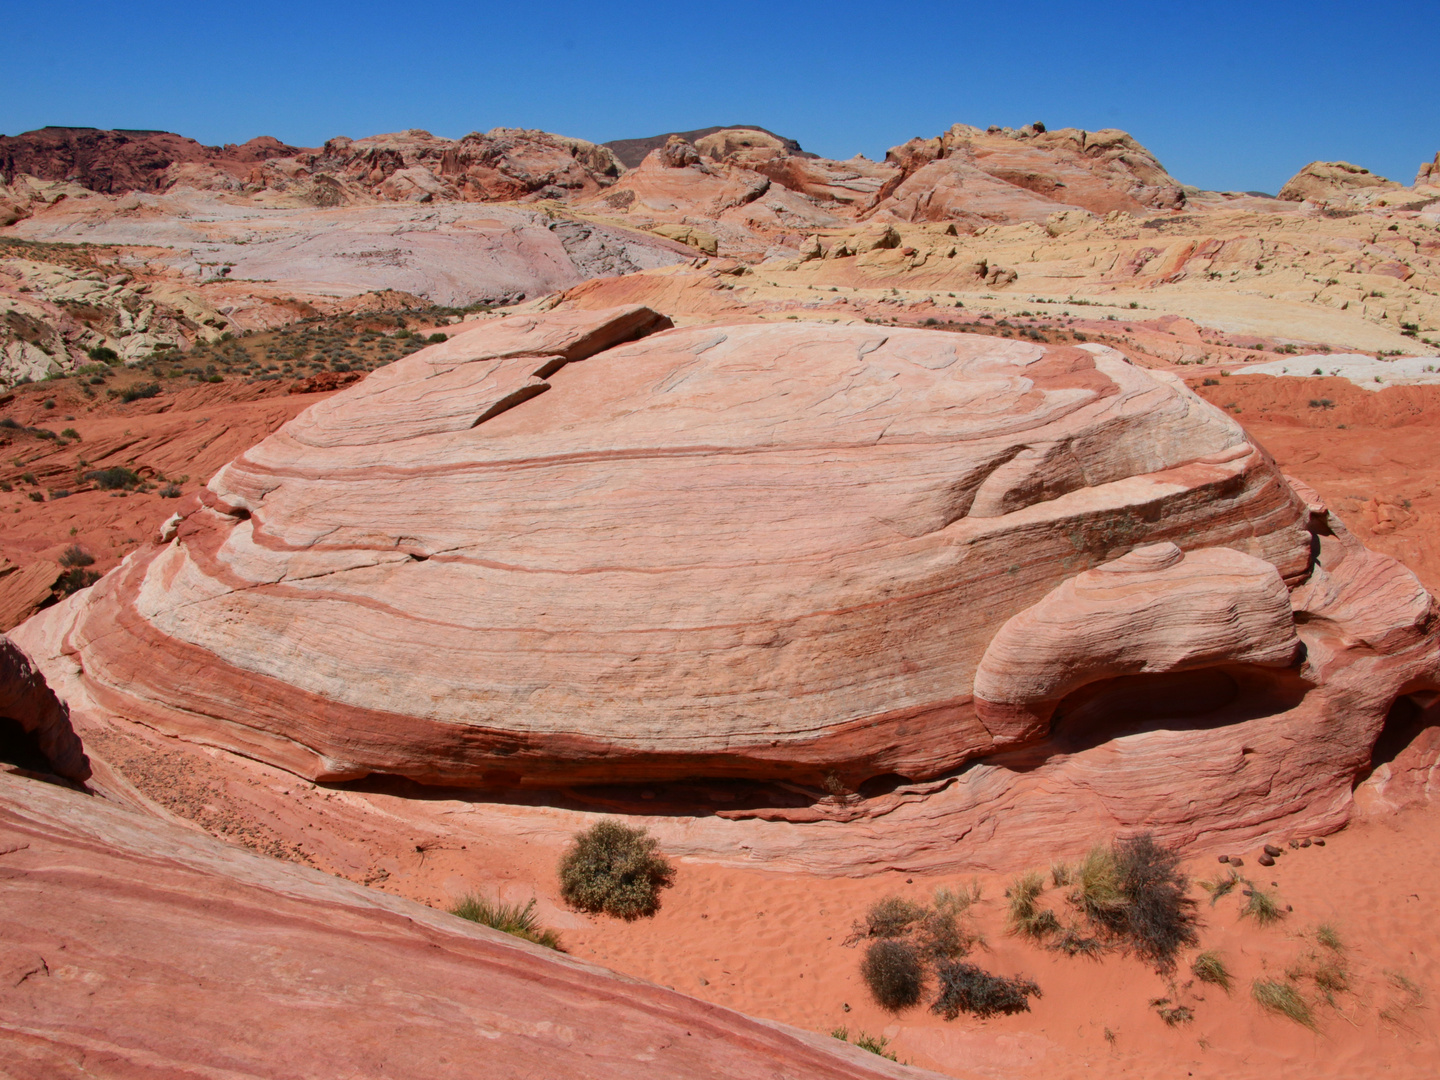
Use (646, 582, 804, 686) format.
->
(557, 819, 674, 919)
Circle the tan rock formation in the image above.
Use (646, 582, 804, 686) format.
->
(0, 769, 929, 1080)
(1278, 161, 1402, 204)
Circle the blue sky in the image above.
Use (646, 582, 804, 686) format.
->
(3, 0, 1436, 194)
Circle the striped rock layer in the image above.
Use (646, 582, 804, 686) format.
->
(18, 303, 1374, 792)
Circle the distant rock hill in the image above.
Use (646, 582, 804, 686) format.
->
(602, 125, 810, 169)
(0, 126, 303, 193)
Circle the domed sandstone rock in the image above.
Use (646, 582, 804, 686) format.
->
(15, 305, 1336, 789)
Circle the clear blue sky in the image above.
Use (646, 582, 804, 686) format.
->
(3, 0, 1436, 195)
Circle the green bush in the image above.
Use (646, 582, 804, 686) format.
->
(59, 544, 94, 568)
(120, 382, 161, 403)
(85, 467, 141, 490)
(557, 819, 674, 919)
(449, 894, 560, 949)
(88, 346, 119, 364)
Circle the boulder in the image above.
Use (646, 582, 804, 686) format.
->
(1278, 161, 1401, 204)
(14, 307, 1328, 789)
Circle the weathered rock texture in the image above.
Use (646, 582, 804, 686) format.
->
(13, 305, 1369, 788)
(0, 770, 930, 1080)
(0, 633, 87, 780)
(1278, 161, 1401, 204)
(0, 127, 302, 194)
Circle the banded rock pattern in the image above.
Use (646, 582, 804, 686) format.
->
(17, 305, 1328, 790)
(0, 770, 930, 1080)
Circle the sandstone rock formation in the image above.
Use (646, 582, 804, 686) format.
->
(871, 124, 1187, 225)
(0, 633, 86, 780)
(0, 769, 927, 1080)
(1278, 161, 1402, 204)
(0, 127, 302, 194)
(14, 305, 1370, 792)
(604, 126, 809, 170)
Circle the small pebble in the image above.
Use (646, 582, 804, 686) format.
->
(1263, 844, 1283, 858)
(843, 1003, 851, 1013)
(1314, 838, 1326, 847)
(1285, 904, 1293, 912)
(1301, 838, 1312, 848)
(1230, 856, 1244, 866)
(1258, 853, 1276, 867)
(1218, 854, 1231, 864)
(1288, 839, 1300, 850)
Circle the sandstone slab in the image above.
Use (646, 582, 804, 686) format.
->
(0, 770, 932, 1080)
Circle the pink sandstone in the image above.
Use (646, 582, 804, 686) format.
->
(14, 306, 1329, 789)
(0, 769, 935, 1080)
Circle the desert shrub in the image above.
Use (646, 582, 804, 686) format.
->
(19, 472, 36, 484)
(160, 483, 183, 498)
(557, 819, 674, 919)
(1252, 978, 1314, 1027)
(1192, 949, 1232, 992)
(1316, 923, 1343, 951)
(1240, 885, 1285, 926)
(931, 961, 1040, 1019)
(427, 332, 448, 343)
(27, 491, 44, 502)
(860, 938, 924, 1011)
(59, 545, 93, 567)
(1112, 833, 1198, 970)
(120, 382, 161, 403)
(54, 567, 100, 597)
(1007, 870, 1060, 940)
(863, 896, 927, 938)
(87, 346, 119, 364)
(0, 417, 19, 429)
(449, 894, 560, 949)
(1069, 845, 1125, 931)
(85, 466, 141, 490)
(60, 427, 80, 440)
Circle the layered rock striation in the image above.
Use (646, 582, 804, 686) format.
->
(0, 769, 927, 1080)
(16, 305, 1355, 791)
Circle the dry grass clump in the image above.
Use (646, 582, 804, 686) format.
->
(1007, 870, 1061, 940)
(1191, 949, 1232, 992)
(449, 895, 561, 950)
(1252, 978, 1316, 1028)
(1240, 884, 1285, 925)
(1199, 870, 1241, 905)
(557, 819, 674, 919)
